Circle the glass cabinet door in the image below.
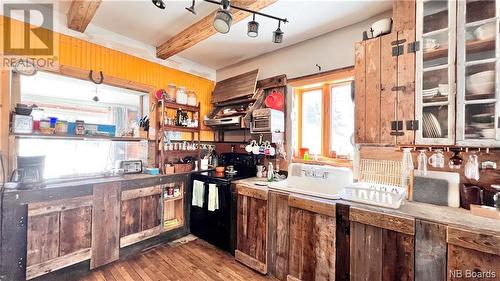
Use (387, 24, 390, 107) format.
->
(457, 0, 500, 146)
(416, 0, 457, 145)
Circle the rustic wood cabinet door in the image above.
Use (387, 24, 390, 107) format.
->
(235, 185, 268, 274)
(120, 185, 162, 248)
(287, 196, 336, 281)
(349, 208, 415, 281)
(447, 227, 500, 281)
(26, 196, 93, 280)
(268, 191, 290, 281)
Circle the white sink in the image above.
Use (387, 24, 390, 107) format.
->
(268, 163, 353, 200)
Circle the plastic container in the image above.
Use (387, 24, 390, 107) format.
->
(187, 90, 197, 106)
(166, 84, 176, 102)
(55, 121, 68, 135)
(176, 87, 187, 105)
(48, 117, 58, 128)
(341, 182, 406, 209)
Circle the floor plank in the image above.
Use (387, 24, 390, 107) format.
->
(79, 238, 273, 281)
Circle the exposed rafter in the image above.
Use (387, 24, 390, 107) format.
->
(156, 0, 277, 60)
(67, 0, 102, 33)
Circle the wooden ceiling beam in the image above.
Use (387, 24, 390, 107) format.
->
(67, 0, 102, 33)
(156, 0, 277, 60)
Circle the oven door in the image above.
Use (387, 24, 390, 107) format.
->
(251, 116, 271, 133)
(190, 177, 234, 253)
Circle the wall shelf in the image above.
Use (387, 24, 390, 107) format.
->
(163, 101, 200, 112)
(162, 125, 200, 133)
(10, 133, 148, 142)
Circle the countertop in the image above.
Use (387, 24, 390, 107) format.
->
(234, 177, 500, 235)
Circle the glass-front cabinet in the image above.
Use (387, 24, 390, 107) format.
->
(416, 0, 457, 145)
(457, 0, 500, 146)
(416, 0, 500, 146)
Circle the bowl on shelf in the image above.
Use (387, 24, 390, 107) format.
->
(474, 22, 496, 41)
(370, 18, 392, 37)
(466, 70, 495, 95)
(481, 128, 495, 139)
(471, 113, 495, 124)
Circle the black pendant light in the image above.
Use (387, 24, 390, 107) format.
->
(273, 21, 284, 43)
(247, 14, 259, 38)
(213, 0, 232, 34)
(152, 0, 166, 9)
(186, 0, 196, 15)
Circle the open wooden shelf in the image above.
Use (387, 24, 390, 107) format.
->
(163, 101, 200, 112)
(11, 133, 148, 142)
(162, 125, 200, 132)
(424, 39, 495, 61)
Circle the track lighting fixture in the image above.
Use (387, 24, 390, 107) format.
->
(186, 0, 196, 15)
(273, 21, 284, 43)
(152, 0, 165, 9)
(247, 14, 259, 38)
(213, 0, 232, 34)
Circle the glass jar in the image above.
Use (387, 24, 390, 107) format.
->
(55, 120, 68, 135)
(176, 87, 187, 105)
(187, 90, 197, 106)
(166, 84, 176, 102)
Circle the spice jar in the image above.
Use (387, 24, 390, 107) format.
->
(166, 84, 176, 102)
(173, 186, 181, 197)
(55, 120, 68, 135)
(75, 120, 85, 135)
(187, 90, 197, 106)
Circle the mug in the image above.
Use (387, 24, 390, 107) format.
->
(428, 151, 445, 168)
(460, 184, 483, 210)
(256, 165, 265, 178)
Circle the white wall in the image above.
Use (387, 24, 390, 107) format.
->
(217, 11, 392, 81)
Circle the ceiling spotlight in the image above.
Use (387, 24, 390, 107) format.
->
(273, 22, 284, 43)
(213, 8, 232, 34)
(152, 0, 165, 9)
(185, 0, 196, 15)
(247, 14, 259, 38)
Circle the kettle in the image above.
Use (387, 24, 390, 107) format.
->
(9, 167, 44, 189)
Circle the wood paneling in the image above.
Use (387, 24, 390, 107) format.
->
(288, 207, 336, 281)
(28, 195, 93, 216)
(121, 185, 162, 201)
(67, 0, 102, 33)
(365, 38, 382, 143)
(447, 227, 500, 256)
(141, 195, 160, 230)
(268, 191, 290, 281)
(335, 204, 350, 281)
(27, 248, 91, 280)
(27, 213, 60, 267)
(156, 1, 277, 59)
(212, 69, 258, 103)
(415, 220, 447, 281)
(59, 206, 92, 256)
(350, 207, 415, 235)
(355, 42, 367, 143)
(380, 33, 397, 144)
(350, 221, 414, 281)
(91, 182, 120, 269)
(447, 244, 500, 281)
(121, 198, 142, 237)
(236, 192, 268, 274)
(288, 195, 336, 217)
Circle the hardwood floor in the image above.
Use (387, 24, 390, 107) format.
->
(79, 238, 273, 281)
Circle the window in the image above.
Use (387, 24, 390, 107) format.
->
(292, 68, 355, 160)
(15, 71, 148, 179)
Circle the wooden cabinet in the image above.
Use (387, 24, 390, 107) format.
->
(287, 195, 336, 281)
(26, 196, 93, 280)
(349, 208, 415, 281)
(268, 191, 290, 281)
(235, 184, 268, 274)
(120, 185, 162, 248)
(447, 226, 500, 281)
(354, 0, 416, 146)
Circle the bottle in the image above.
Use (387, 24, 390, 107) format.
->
(401, 148, 414, 193)
(267, 162, 274, 182)
(176, 109, 183, 126)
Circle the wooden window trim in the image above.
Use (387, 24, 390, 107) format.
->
(293, 66, 354, 164)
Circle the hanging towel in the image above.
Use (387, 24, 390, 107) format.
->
(208, 183, 219, 211)
(192, 180, 205, 208)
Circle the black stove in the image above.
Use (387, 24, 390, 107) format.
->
(190, 153, 257, 254)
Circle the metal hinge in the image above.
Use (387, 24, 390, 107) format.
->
(17, 216, 25, 227)
(406, 120, 419, 131)
(408, 41, 420, 53)
(344, 225, 350, 235)
(392, 45, 404, 56)
(391, 86, 406, 92)
(391, 121, 405, 136)
(17, 257, 24, 269)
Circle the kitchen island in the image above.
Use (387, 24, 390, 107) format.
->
(0, 171, 204, 281)
(234, 178, 500, 281)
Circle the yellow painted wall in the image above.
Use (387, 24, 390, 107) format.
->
(0, 16, 215, 141)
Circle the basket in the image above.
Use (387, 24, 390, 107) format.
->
(174, 163, 193, 173)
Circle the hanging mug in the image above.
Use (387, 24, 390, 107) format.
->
(428, 149, 445, 168)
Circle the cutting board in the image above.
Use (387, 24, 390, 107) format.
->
(413, 170, 460, 207)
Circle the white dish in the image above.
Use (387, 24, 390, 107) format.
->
(466, 81, 495, 96)
(474, 22, 496, 41)
(468, 70, 495, 83)
(481, 128, 495, 139)
(371, 18, 392, 37)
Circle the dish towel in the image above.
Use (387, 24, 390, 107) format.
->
(208, 183, 219, 211)
(192, 180, 205, 208)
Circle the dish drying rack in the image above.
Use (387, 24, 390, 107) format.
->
(341, 159, 409, 209)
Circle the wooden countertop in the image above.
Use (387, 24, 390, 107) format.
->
(234, 177, 500, 235)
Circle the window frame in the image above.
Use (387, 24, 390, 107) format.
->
(292, 67, 355, 161)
